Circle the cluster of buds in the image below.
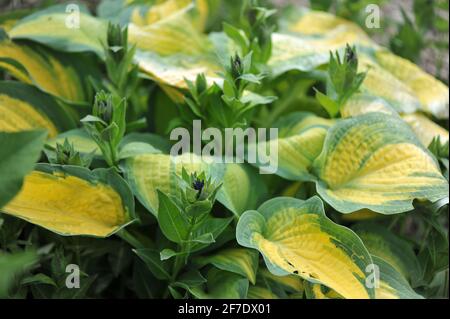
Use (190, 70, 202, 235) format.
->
(107, 23, 128, 63)
(245, 1, 276, 64)
(104, 23, 139, 100)
(178, 168, 222, 219)
(81, 91, 126, 168)
(45, 138, 93, 168)
(315, 44, 366, 118)
(328, 44, 363, 96)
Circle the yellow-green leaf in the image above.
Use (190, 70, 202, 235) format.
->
(236, 196, 375, 299)
(375, 50, 449, 119)
(303, 256, 424, 299)
(251, 112, 334, 181)
(9, 5, 107, 58)
(372, 255, 423, 299)
(358, 55, 422, 115)
(0, 35, 95, 103)
(275, 10, 449, 119)
(1, 164, 135, 237)
(341, 93, 400, 118)
(129, 0, 208, 31)
(133, 22, 230, 92)
(269, 10, 376, 77)
(123, 153, 266, 217)
(353, 223, 421, 281)
(402, 113, 449, 147)
(0, 81, 76, 138)
(313, 112, 448, 214)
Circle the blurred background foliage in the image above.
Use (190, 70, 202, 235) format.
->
(1, 0, 448, 83)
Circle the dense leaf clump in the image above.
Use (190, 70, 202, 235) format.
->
(0, 0, 448, 299)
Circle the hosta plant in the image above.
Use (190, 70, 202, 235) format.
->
(0, 0, 448, 300)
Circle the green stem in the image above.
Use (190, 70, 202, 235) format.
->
(170, 217, 197, 281)
(171, 247, 186, 282)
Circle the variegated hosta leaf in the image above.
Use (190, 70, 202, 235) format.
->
(8, 4, 107, 58)
(304, 255, 423, 299)
(269, 10, 376, 77)
(236, 196, 375, 299)
(0, 36, 95, 103)
(372, 256, 423, 299)
(129, 0, 208, 31)
(133, 15, 232, 93)
(375, 50, 449, 119)
(353, 223, 421, 281)
(133, 31, 230, 95)
(123, 153, 266, 217)
(1, 164, 135, 237)
(402, 113, 449, 147)
(287, 10, 371, 43)
(135, 50, 222, 90)
(353, 51, 448, 120)
(358, 55, 422, 114)
(341, 92, 400, 118)
(275, 10, 449, 119)
(269, 33, 331, 76)
(250, 112, 334, 181)
(341, 96, 449, 147)
(130, 12, 210, 56)
(313, 112, 449, 214)
(195, 248, 259, 284)
(0, 81, 76, 138)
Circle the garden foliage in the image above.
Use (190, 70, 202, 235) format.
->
(0, 0, 448, 299)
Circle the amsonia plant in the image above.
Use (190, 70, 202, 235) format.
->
(0, 0, 448, 300)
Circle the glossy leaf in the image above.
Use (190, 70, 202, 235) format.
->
(402, 113, 449, 147)
(353, 223, 421, 280)
(236, 196, 375, 299)
(0, 41, 92, 104)
(0, 81, 76, 138)
(250, 112, 334, 181)
(2, 164, 135, 237)
(313, 112, 448, 214)
(372, 256, 424, 299)
(9, 4, 107, 57)
(274, 10, 449, 119)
